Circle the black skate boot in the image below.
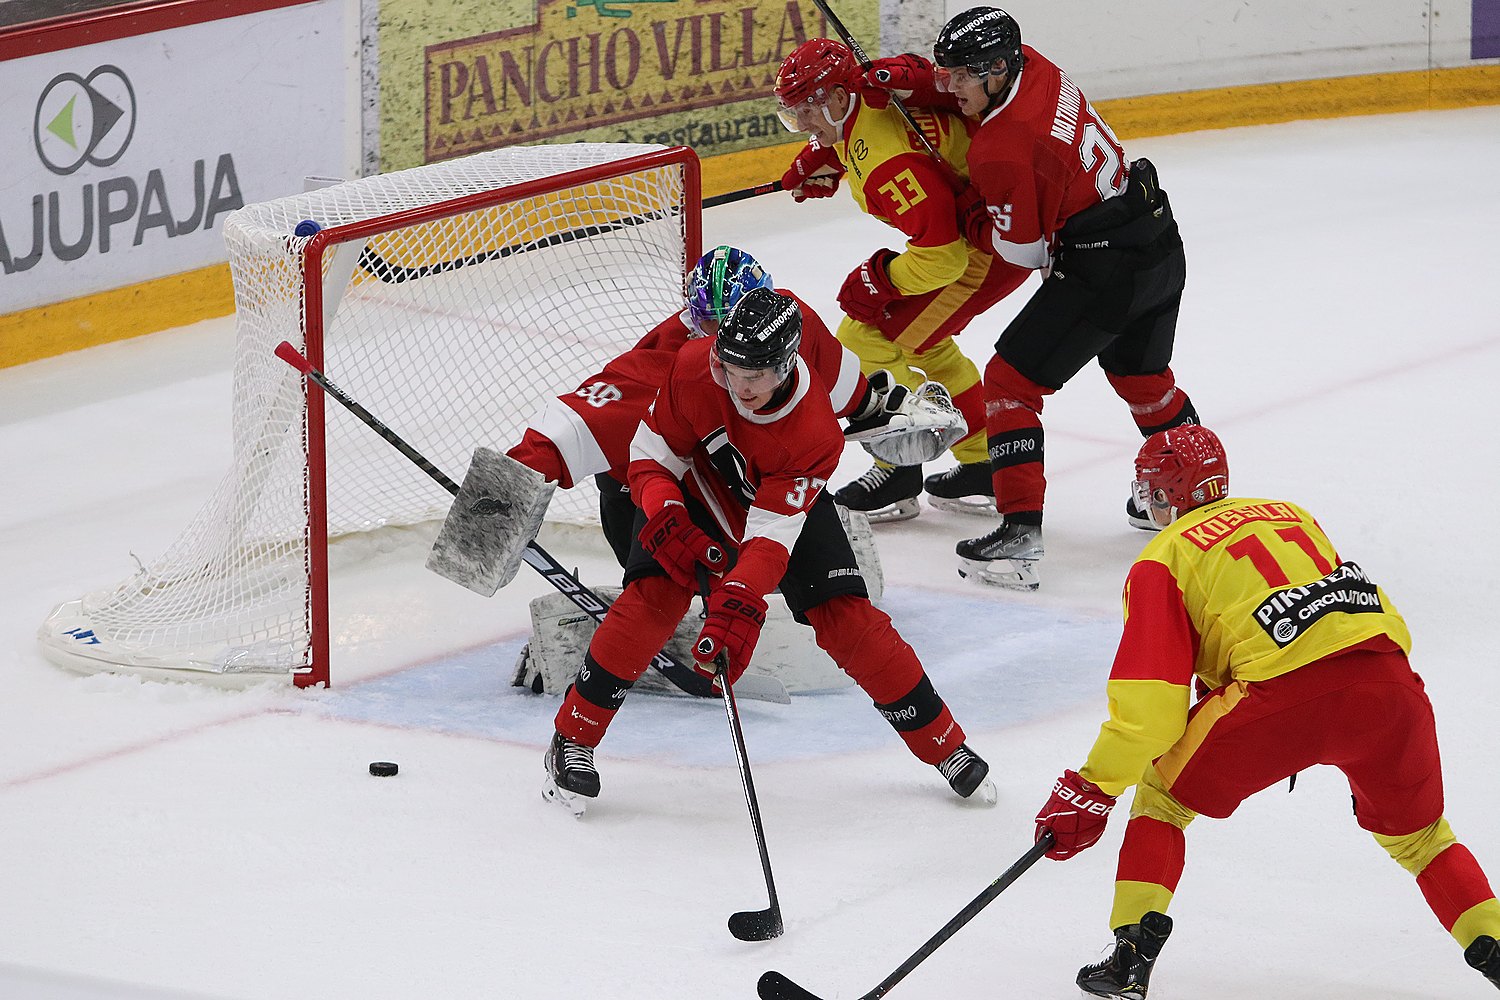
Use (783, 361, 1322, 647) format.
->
(543, 731, 600, 817)
(1077, 911, 1173, 999)
(924, 462, 999, 517)
(834, 464, 922, 523)
(1125, 496, 1160, 532)
(936, 744, 996, 805)
(955, 521, 1044, 591)
(1467, 935, 1500, 991)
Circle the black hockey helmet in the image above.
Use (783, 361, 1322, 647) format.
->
(933, 7, 1023, 80)
(714, 287, 802, 382)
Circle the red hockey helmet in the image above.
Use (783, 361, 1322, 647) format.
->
(775, 38, 859, 129)
(1133, 425, 1229, 520)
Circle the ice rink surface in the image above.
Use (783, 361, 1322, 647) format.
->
(2, 107, 1499, 999)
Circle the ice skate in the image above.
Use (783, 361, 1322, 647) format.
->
(924, 462, 999, 517)
(1125, 496, 1160, 532)
(955, 521, 1044, 591)
(936, 743, 997, 805)
(1467, 935, 1500, 991)
(1077, 911, 1173, 999)
(833, 464, 922, 523)
(543, 731, 599, 818)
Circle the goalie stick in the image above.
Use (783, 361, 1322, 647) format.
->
(273, 341, 790, 704)
(697, 567, 784, 942)
(757, 832, 1054, 1000)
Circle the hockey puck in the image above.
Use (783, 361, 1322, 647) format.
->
(368, 761, 399, 777)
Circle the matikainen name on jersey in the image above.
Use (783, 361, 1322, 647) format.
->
(1253, 561, 1383, 649)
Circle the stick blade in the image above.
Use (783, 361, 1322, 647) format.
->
(729, 907, 784, 941)
(757, 971, 824, 1000)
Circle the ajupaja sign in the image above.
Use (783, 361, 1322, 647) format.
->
(0, 2, 346, 314)
(401, 0, 879, 168)
(9, 65, 243, 272)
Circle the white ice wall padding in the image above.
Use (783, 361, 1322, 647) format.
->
(39, 143, 691, 683)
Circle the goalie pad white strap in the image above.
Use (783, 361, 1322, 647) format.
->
(426, 446, 556, 596)
(846, 380, 967, 466)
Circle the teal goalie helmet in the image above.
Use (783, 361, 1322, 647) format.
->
(685, 246, 774, 338)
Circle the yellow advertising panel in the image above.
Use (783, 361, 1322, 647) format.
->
(378, 0, 880, 174)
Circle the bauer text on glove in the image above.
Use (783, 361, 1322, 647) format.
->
(837, 248, 901, 324)
(781, 142, 844, 202)
(639, 503, 727, 590)
(693, 581, 768, 686)
(1034, 769, 1116, 860)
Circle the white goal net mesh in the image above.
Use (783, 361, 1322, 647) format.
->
(39, 143, 695, 684)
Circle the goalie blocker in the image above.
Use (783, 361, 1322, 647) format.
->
(426, 447, 557, 596)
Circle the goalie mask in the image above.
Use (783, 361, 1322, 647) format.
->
(775, 38, 860, 135)
(1132, 424, 1229, 525)
(685, 246, 774, 338)
(711, 287, 802, 400)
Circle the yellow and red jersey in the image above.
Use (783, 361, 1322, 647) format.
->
(833, 97, 974, 297)
(1080, 496, 1412, 796)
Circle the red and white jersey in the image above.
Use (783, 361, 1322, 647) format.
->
(523, 291, 854, 487)
(627, 334, 849, 575)
(966, 46, 1128, 270)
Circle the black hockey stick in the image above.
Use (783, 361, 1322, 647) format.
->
(274, 340, 788, 704)
(807, 0, 959, 182)
(702, 179, 783, 209)
(757, 831, 1054, 1000)
(697, 566, 784, 942)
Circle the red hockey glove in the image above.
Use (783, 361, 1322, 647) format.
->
(781, 142, 844, 202)
(956, 183, 995, 253)
(837, 248, 901, 324)
(639, 503, 727, 590)
(693, 580, 768, 686)
(858, 53, 935, 109)
(1035, 769, 1116, 860)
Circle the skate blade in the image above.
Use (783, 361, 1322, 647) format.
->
(957, 556, 1040, 591)
(963, 775, 999, 807)
(861, 497, 921, 524)
(542, 774, 588, 818)
(926, 495, 1001, 517)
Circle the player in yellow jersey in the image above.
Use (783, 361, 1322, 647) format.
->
(774, 39, 1030, 523)
(1031, 424, 1500, 998)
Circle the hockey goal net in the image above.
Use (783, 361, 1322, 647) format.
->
(39, 143, 702, 688)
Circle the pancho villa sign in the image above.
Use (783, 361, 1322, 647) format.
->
(416, 0, 870, 164)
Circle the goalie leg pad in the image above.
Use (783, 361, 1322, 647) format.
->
(427, 446, 557, 596)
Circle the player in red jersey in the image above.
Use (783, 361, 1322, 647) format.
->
(505, 245, 866, 565)
(864, 8, 1202, 590)
(774, 37, 1030, 522)
(1029, 425, 1500, 997)
(541, 287, 996, 815)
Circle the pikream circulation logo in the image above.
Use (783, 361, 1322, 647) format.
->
(34, 65, 137, 176)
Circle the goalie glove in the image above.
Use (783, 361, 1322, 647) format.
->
(639, 503, 727, 590)
(693, 580, 767, 686)
(845, 376, 967, 466)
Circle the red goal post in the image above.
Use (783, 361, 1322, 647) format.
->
(39, 143, 703, 689)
